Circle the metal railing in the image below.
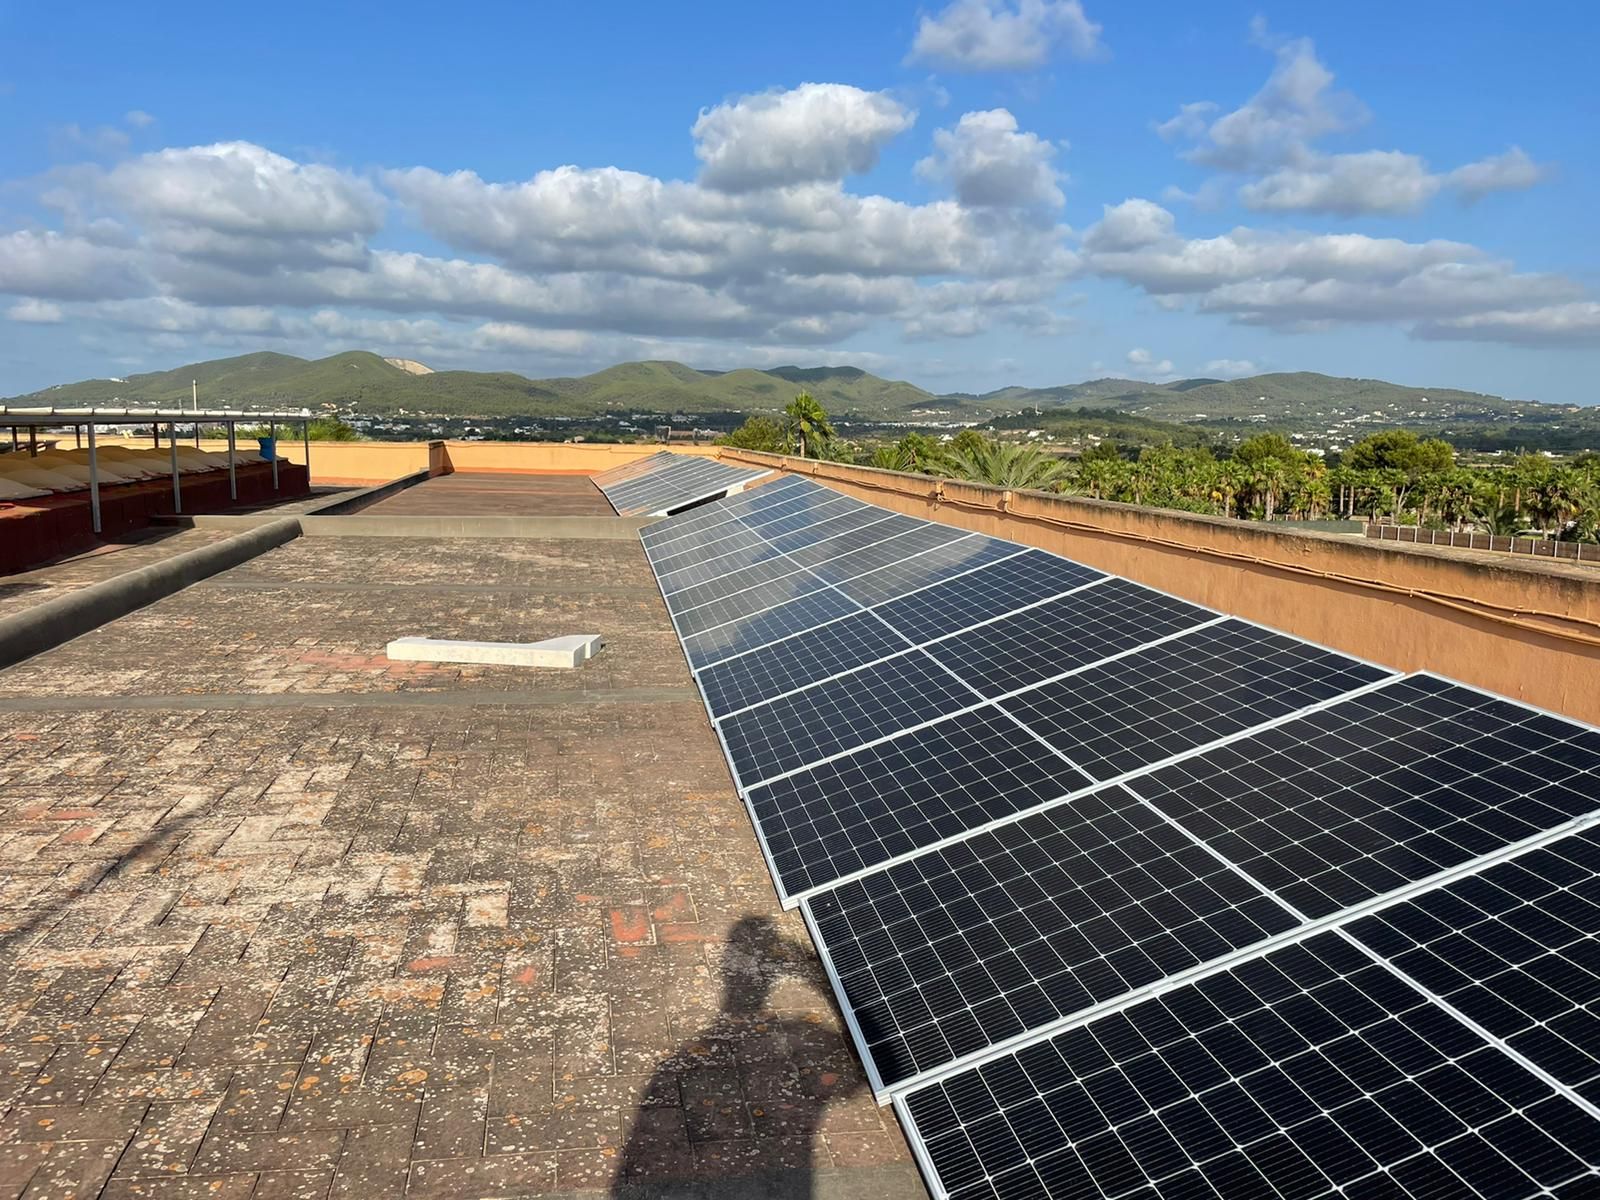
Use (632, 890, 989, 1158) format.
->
(1367, 522, 1595, 564)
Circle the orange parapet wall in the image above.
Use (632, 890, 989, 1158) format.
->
(719, 449, 1600, 727)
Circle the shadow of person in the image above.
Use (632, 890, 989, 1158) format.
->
(610, 915, 869, 1199)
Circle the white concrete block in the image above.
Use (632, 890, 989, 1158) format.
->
(386, 634, 603, 668)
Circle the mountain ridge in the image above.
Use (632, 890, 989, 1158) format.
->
(7, 352, 1593, 446)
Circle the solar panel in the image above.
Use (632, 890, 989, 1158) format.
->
(809, 524, 970, 583)
(900, 930, 1600, 1200)
(670, 569, 836, 639)
(1348, 827, 1600, 1097)
(838, 537, 1027, 608)
(636, 473, 812, 547)
(660, 554, 809, 614)
(747, 705, 1089, 903)
(1000, 619, 1393, 783)
(696, 609, 913, 718)
(925, 578, 1218, 700)
(654, 538, 783, 593)
(592, 449, 674, 488)
(871, 550, 1105, 645)
(681, 587, 863, 670)
(808, 783, 1301, 1091)
(601, 453, 771, 517)
(780, 514, 927, 568)
(1133, 674, 1600, 920)
(765, 504, 896, 553)
(717, 649, 979, 787)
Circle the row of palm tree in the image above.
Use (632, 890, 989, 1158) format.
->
(720, 400, 1600, 541)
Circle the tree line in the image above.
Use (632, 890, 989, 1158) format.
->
(720, 397, 1600, 543)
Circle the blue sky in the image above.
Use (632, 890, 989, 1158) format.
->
(1, 0, 1596, 400)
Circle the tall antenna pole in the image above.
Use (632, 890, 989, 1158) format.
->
(192, 379, 197, 412)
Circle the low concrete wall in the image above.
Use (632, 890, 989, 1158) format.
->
(722, 451, 1600, 725)
(0, 517, 301, 671)
(305, 470, 431, 515)
(438, 441, 721, 475)
(296, 515, 656, 540)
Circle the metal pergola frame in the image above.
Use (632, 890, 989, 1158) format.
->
(0, 406, 313, 533)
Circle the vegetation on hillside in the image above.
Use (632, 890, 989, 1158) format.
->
(731, 397, 1600, 543)
(12, 352, 1598, 453)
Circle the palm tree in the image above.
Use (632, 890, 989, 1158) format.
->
(783, 392, 835, 460)
(948, 438, 1069, 490)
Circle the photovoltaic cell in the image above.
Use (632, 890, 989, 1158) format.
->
(641, 472, 808, 543)
(1001, 619, 1392, 782)
(1133, 674, 1600, 919)
(717, 649, 978, 786)
(838, 537, 1025, 608)
(695, 609, 911, 718)
(926, 578, 1217, 699)
(872, 550, 1105, 645)
(600, 455, 769, 516)
(1349, 827, 1600, 1101)
(809, 524, 969, 584)
(661, 555, 807, 613)
(810, 783, 1299, 1088)
(748, 705, 1089, 902)
(765, 505, 898, 554)
(670, 568, 835, 639)
(781, 514, 927, 568)
(681, 587, 862, 670)
(902, 930, 1600, 1200)
(651, 529, 774, 583)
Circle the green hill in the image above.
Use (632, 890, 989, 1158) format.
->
(9, 354, 1595, 449)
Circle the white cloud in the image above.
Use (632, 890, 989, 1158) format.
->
(691, 83, 914, 192)
(915, 109, 1063, 212)
(1239, 150, 1441, 216)
(909, 0, 1103, 71)
(1160, 26, 1550, 215)
(124, 110, 156, 128)
(1203, 358, 1258, 378)
(1413, 302, 1600, 347)
(1125, 347, 1176, 379)
(100, 142, 384, 266)
(6, 298, 63, 323)
(1160, 30, 1363, 172)
(1448, 146, 1550, 202)
(1081, 199, 1585, 335)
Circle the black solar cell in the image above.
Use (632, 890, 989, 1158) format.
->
(681, 587, 862, 669)
(1134, 674, 1600, 919)
(717, 649, 978, 787)
(872, 550, 1104, 644)
(926, 578, 1217, 699)
(1001, 619, 1392, 782)
(747, 705, 1089, 901)
(838, 536, 1025, 607)
(809, 783, 1300, 1088)
(695, 609, 911, 717)
(1349, 827, 1600, 1100)
(902, 931, 1600, 1199)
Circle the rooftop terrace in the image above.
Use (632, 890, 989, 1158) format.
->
(0, 491, 925, 1197)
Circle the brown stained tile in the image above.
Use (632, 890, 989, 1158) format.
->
(17, 1140, 126, 1199)
(190, 1130, 344, 1177)
(100, 1177, 256, 1200)
(114, 1099, 222, 1179)
(404, 1152, 555, 1200)
(411, 1087, 489, 1160)
(21, 1042, 123, 1106)
(0, 532, 920, 1198)
(825, 1128, 919, 1169)
(0, 1144, 48, 1195)
(327, 1123, 412, 1200)
(0, 1099, 148, 1144)
(248, 1169, 333, 1199)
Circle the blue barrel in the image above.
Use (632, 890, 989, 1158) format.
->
(257, 436, 277, 461)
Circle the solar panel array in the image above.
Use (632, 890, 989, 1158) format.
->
(593, 450, 771, 517)
(640, 473, 1600, 1198)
